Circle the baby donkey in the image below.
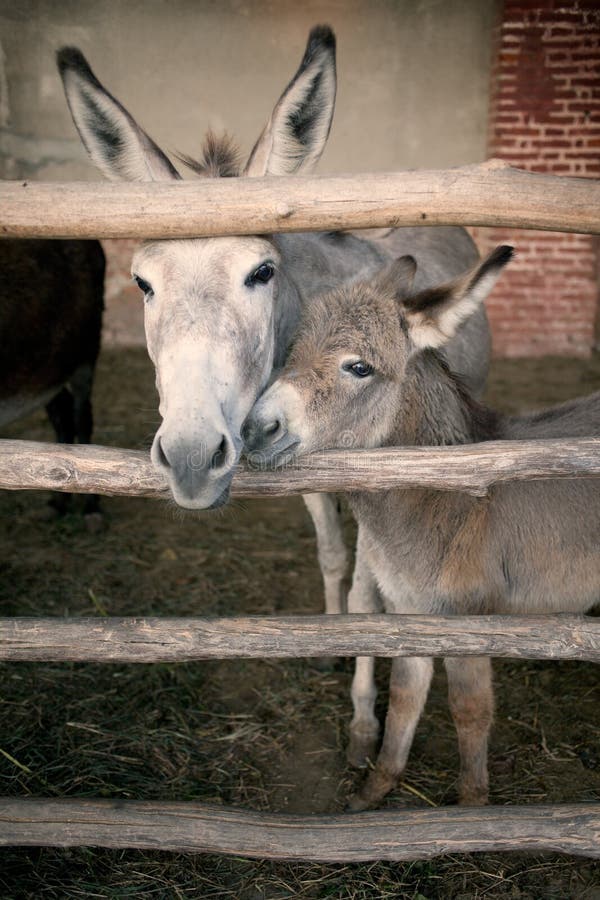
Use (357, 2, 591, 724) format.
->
(244, 245, 600, 810)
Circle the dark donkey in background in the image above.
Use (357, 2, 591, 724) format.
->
(57, 25, 489, 713)
(245, 245, 600, 810)
(0, 239, 104, 518)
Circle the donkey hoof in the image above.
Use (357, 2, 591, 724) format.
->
(346, 791, 376, 813)
(458, 788, 489, 807)
(47, 494, 71, 518)
(347, 730, 379, 769)
(347, 768, 397, 811)
(309, 656, 339, 671)
(36, 503, 62, 522)
(84, 511, 106, 534)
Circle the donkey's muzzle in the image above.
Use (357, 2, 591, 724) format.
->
(241, 414, 284, 452)
(151, 428, 238, 509)
(242, 410, 302, 469)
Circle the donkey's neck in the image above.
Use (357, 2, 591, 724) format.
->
(273, 232, 388, 367)
(388, 350, 501, 448)
(272, 267, 302, 368)
(349, 351, 502, 612)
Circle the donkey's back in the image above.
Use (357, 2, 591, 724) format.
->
(487, 389, 600, 614)
(504, 390, 600, 439)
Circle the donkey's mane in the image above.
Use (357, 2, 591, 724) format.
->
(423, 349, 503, 443)
(175, 131, 241, 178)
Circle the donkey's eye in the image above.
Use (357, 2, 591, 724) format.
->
(133, 275, 153, 298)
(245, 262, 275, 287)
(343, 360, 374, 378)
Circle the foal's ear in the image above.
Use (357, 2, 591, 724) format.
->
(244, 25, 336, 177)
(403, 246, 514, 350)
(378, 255, 418, 297)
(57, 47, 180, 182)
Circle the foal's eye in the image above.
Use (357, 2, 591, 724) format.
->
(343, 360, 374, 378)
(133, 275, 153, 298)
(245, 261, 275, 287)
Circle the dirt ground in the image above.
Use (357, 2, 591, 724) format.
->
(0, 347, 599, 899)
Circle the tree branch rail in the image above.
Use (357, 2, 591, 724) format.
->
(1, 614, 599, 662)
(1, 799, 599, 860)
(1, 161, 599, 239)
(1, 437, 600, 499)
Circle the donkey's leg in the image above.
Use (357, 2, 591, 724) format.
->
(45, 387, 76, 515)
(70, 363, 102, 522)
(445, 656, 494, 806)
(302, 493, 348, 616)
(71, 363, 94, 445)
(347, 530, 382, 767)
(348, 656, 433, 811)
(46, 386, 76, 444)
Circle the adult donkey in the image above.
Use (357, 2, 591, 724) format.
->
(0, 239, 104, 520)
(57, 27, 489, 748)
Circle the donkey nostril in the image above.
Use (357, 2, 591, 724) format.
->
(210, 435, 228, 470)
(156, 437, 170, 470)
(241, 419, 253, 445)
(264, 419, 281, 437)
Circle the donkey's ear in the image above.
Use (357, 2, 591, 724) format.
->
(57, 47, 180, 182)
(378, 255, 418, 297)
(244, 25, 336, 177)
(404, 245, 514, 350)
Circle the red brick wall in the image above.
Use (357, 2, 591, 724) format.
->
(478, 0, 600, 357)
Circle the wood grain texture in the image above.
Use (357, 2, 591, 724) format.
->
(1, 161, 599, 239)
(1, 799, 598, 859)
(1, 615, 598, 662)
(1, 437, 600, 499)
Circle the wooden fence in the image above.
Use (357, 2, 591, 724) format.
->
(1, 163, 599, 862)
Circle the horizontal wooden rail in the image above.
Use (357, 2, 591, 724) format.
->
(1, 437, 600, 499)
(1, 799, 598, 859)
(1, 615, 599, 662)
(1, 161, 599, 239)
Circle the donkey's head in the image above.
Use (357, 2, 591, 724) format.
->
(57, 27, 336, 508)
(244, 246, 513, 462)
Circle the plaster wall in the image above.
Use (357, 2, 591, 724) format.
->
(0, 0, 496, 346)
(0, 0, 496, 181)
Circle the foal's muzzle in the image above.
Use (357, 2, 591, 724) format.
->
(242, 408, 300, 467)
